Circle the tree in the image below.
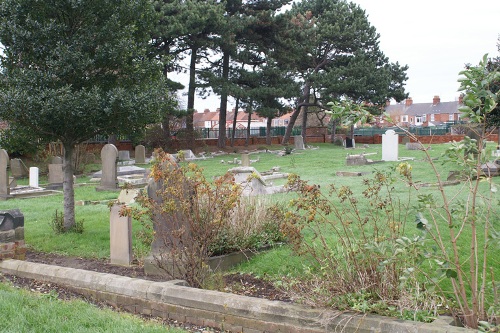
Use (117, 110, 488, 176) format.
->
(0, 0, 167, 230)
(279, 0, 408, 144)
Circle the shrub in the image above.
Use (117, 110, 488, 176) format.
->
(49, 210, 84, 234)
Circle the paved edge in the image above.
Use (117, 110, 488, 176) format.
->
(0, 259, 473, 333)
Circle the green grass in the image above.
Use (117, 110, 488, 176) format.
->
(0, 282, 188, 333)
(1, 142, 499, 318)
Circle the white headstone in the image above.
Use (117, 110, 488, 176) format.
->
(382, 130, 399, 161)
(29, 167, 39, 188)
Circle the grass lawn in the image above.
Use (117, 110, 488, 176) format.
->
(0, 282, 188, 333)
(1, 141, 499, 322)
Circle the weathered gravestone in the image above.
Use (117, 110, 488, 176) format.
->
(0, 149, 11, 200)
(294, 135, 305, 150)
(48, 164, 64, 189)
(51, 156, 63, 164)
(144, 155, 194, 276)
(406, 142, 421, 150)
(29, 167, 39, 188)
(241, 153, 250, 167)
(109, 204, 132, 266)
(135, 145, 146, 164)
(10, 158, 28, 178)
(0, 209, 26, 260)
(382, 129, 399, 161)
(97, 144, 119, 191)
(346, 154, 368, 166)
(118, 150, 130, 161)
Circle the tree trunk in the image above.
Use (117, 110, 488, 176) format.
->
(63, 143, 75, 231)
(186, 46, 198, 150)
(283, 81, 310, 144)
(245, 107, 252, 147)
(230, 98, 239, 147)
(301, 84, 311, 145)
(217, 51, 230, 149)
(330, 118, 338, 143)
(266, 117, 272, 145)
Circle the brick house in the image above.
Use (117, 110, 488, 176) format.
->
(193, 108, 267, 130)
(386, 95, 464, 127)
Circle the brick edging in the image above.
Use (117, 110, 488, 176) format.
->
(0, 260, 472, 333)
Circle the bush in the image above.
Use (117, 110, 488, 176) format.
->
(49, 210, 84, 234)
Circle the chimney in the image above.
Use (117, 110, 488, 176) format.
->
(405, 97, 413, 106)
(458, 94, 464, 104)
(432, 95, 440, 105)
(204, 109, 210, 113)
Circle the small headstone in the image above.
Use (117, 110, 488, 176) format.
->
(241, 154, 250, 167)
(481, 162, 499, 177)
(29, 167, 39, 188)
(406, 142, 421, 150)
(48, 164, 64, 189)
(97, 144, 119, 191)
(294, 135, 305, 150)
(118, 150, 131, 161)
(135, 145, 146, 164)
(345, 138, 355, 149)
(0, 209, 26, 259)
(51, 156, 63, 164)
(401, 136, 410, 144)
(109, 204, 132, 266)
(346, 155, 368, 166)
(0, 150, 11, 200)
(382, 130, 399, 161)
(10, 158, 29, 178)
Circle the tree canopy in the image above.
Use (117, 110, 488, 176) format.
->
(0, 0, 168, 228)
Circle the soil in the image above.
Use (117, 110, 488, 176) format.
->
(0, 250, 291, 333)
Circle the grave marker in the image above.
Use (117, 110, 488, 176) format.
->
(51, 156, 63, 164)
(10, 158, 28, 178)
(135, 145, 146, 164)
(382, 130, 399, 161)
(109, 204, 132, 266)
(0, 209, 26, 259)
(48, 164, 64, 189)
(118, 150, 130, 161)
(0, 150, 11, 200)
(29, 167, 39, 188)
(241, 154, 250, 167)
(293, 135, 305, 150)
(97, 144, 119, 191)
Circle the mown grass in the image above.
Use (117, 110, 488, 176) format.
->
(1, 141, 499, 320)
(0, 282, 188, 333)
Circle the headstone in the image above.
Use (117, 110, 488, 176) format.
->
(118, 150, 130, 161)
(10, 158, 29, 178)
(0, 209, 26, 259)
(406, 142, 421, 150)
(481, 162, 499, 177)
(97, 144, 119, 191)
(144, 155, 193, 276)
(109, 204, 132, 266)
(345, 138, 355, 148)
(0, 150, 11, 200)
(346, 155, 368, 166)
(51, 156, 63, 164)
(180, 150, 196, 160)
(48, 164, 64, 189)
(382, 130, 399, 161)
(294, 135, 305, 150)
(241, 154, 250, 167)
(401, 136, 410, 144)
(29, 167, 39, 188)
(135, 145, 146, 164)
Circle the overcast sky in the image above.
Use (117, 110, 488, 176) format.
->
(173, 0, 500, 111)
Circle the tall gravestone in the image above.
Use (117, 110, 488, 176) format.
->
(48, 157, 64, 189)
(293, 135, 305, 150)
(241, 153, 250, 167)
(382, 129, 399, 161)
(144, 155, 193, 276)
(10, 158, 28, 178)
(0, 150, 11, 200)
(97, 144, 119, 191)
(135, 145, 146, 164)
(109, 204, 132, 266)
(29, 167, 39, 188)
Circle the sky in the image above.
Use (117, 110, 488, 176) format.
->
(174, 0, 500, 111)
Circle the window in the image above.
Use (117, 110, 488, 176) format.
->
(430, 114, 435, 121)
(423, 114, 427, 122)
(416, 116, 422, 124)
(402, 115, 408, 122)
(449, 114, 454, 121)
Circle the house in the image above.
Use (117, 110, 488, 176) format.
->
(386, 95, 463, 127)
(193, 108, 267, 130)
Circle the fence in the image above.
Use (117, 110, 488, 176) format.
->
(199, 126, 302, 139)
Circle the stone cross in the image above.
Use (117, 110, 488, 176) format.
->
(97, 144, 119, 191)
(0, 149, 11, 200)
(135, 145, 146, 164)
